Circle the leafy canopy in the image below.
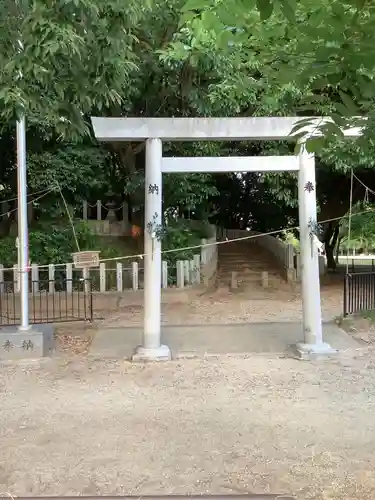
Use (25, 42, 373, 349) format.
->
(0, 0, 144, 137)
(179, 0, 375, 143)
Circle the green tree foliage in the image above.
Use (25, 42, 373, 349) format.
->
(0, 220, 95, 267)
(27, 144, 111, 197)
(340, 202, 375, 254)
(160, 0, 375, 266)
(179, 0, 375, 140)
(0, 0, 143, 136)
(2, 0, 375, 268)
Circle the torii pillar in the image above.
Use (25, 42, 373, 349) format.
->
(132, 138, 171, 361)
(296, 147, 335, 357)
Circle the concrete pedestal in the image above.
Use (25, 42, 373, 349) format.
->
(0, 324, 54, 360)
(293, 341, 337, 360)
(132, 344, 171, 362)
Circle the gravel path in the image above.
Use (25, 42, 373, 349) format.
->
(1, 351, 375, 499)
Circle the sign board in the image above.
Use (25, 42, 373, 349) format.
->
(72, 251, 100, 269)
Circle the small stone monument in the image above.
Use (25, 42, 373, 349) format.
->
(105, 201, 117, 223)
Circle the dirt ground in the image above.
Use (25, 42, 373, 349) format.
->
(4, 274, 370, 499)
(99, 275, 343, 328)
(54, 275, 344, 355)
(1, 351, 375, 499)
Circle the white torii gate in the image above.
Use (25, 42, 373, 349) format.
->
(91, 117, 361, 361)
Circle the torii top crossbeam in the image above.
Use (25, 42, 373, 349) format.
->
(91, 116, 362, 141)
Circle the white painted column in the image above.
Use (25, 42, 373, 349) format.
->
(296, 148, 334, 356)
(132, 138, 171, 361)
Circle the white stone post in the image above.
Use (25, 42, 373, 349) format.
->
(286, 244, 294, 270)
(296, 148, 334, 357)
(116, 262, 123, 292)
(133, 138, 171, 361)
(13, 264, 20, 293)
(189, 260, 195, 283)
(99, 262, 106, 292)
(82, 267, 90, 294)
(162, 260, 168, 288)
(176, 261, 185, 288)
(66, 263, 73, 293)
(97, 200, 102, 221)
(83, 200, 88, 220)
(132, 261, 139, 291)
(31, 264, 39, 293)
(193, 254, 201, 284)
(0, 264, 4, 294)
(184, 260, 190, 284)
(201, 239, 207, 264)
(48, 264, 55, 294)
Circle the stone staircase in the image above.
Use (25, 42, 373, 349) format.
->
(217, 239, 286, 289)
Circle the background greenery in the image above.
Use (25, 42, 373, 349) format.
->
(1, 0, 375, 271)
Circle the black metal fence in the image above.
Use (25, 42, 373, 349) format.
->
(0, 278, 93, 326)
(342, 258, 375, 273)
(344, 272, 375, 316)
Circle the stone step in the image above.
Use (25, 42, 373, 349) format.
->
(219, 255, 265, 260)
(219, 251, 265, 257)
(219, 258, 275, 264)
(216, 240, 285, 284)
(218, 268, 283, 277)
(218, 244, 262, 250)
(219, 262, 281, 269)
(220, 264, 260, 268)
(219, 272, 281, 280)
(219, 256, 265, 261)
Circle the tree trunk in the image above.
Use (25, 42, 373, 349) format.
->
(325, 245, 336, 270)
(335, 236, 343, 264)
(324, 223, 340, 271)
